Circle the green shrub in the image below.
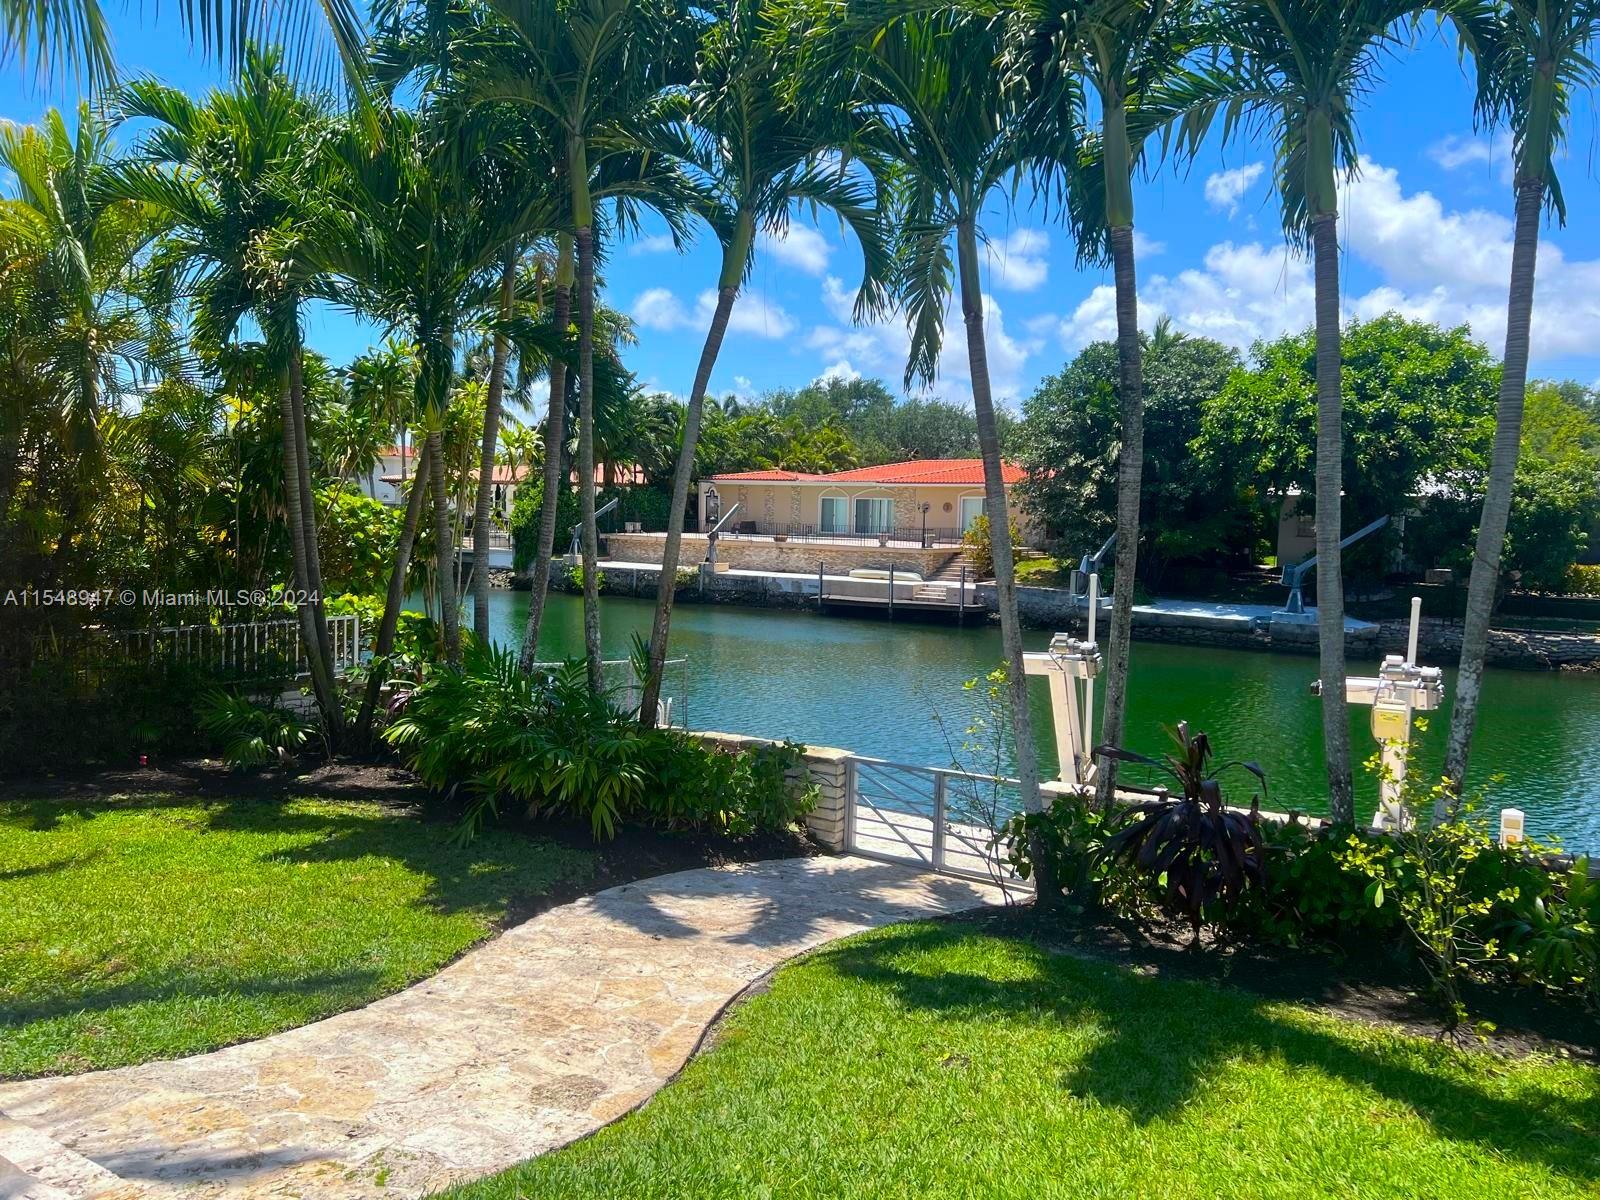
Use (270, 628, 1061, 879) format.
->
(385, 639, 814, 841)
(1228, 817, 1402, 947)
(317, 486, 403, 594)
(1563, 562, 1600, 596)
(1499, 856, 1599, 1009)
(961, 513, 1022, 579)
(197, 688, 323, 769)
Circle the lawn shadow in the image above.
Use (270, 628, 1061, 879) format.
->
(822, 922, 1600, 1185)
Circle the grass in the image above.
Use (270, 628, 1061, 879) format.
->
(443, 921, 1600, 1200)
(1014, 555, 1072, 588)
(0, 792, 594, 1079)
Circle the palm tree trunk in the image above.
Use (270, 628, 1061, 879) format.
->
(957, 218, 1055, 903)
(428, 425, 459, 665)
(639, 221, 751, 727)
(287, 345, 342, 739)
(474, 254, 518, 640)
(518, 236, 574, 670)
(354, 443, 432, 744)
(575, 224, 603, 689)
(276, 370, 340, 729)
(1444, 176, 1543, 792)
(1094, 221, 1144, 808)
(1310, 211, 1353, 822)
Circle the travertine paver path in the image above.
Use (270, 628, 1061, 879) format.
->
(0, 856, 1003, 1200)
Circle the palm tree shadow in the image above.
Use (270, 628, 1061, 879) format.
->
(822, 923, 1600, 1183)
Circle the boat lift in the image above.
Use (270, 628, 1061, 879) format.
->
(1023, 573, 1105, 789)
(1311, 595, 1445, 829)
(1278, 514, 1389, 618)
(703, 502, 743, 568)
(566, 496, 621, 561)
(1071, 533, 1116, 604)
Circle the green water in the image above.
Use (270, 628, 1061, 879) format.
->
(482, 590, 1600, 852)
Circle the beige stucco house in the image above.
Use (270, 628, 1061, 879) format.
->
(696, 459, 1036, 546)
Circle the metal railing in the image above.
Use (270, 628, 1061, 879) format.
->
(697, 519, 967, 548)
(37, 616, 361, 686)
(845, 754, 1029, 893)
(462, 528, 514, 551)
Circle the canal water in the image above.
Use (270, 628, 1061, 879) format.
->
(481, 590, 1600, 852)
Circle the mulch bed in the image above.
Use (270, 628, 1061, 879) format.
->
(952, 904, 1598, 1062)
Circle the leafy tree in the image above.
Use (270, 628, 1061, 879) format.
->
(1018, 325, 1252, 582)
(316, 486, 403, 595)
(1197, 315, 1500, 574)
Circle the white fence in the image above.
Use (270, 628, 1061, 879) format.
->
(40, 616, 361, 684)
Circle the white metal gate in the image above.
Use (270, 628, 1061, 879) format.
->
(844, 756, 1029, 889)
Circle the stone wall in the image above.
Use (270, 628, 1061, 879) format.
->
(1377, 617, 1600, 670)
(691, 730, 849, 849)
(604, 532, 957, 579)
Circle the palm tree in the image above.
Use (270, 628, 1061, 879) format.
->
(2, 0, 365, 93)
(110, 52, 346, 733)
(636, 0, 890, 725)
(478, 0, 697, 688)
(1169, 0, 1416, 824)
(1006, 0, 1199, 806)
(311, 104, 553, 668)
(788, 0, 1069, 893)
(347, 337, 418, 490)
(0, 105, 177, 548)
(472, 246, 520, 638)
(1442, 0, 1600, 793)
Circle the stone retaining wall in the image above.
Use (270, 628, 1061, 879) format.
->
(603, 532, 957, 579)
(691, 730, 849, 850)
(1376, 617, 1600, 670)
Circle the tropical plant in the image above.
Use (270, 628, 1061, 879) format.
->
(1443, 0, 1600, 792)
(638, 0, 891, 726)
(1095, 722, 1268, 941)
(961, 513, 1022, 580)
(198, 687, 323, 768)
(1168, 0, 1418, 824)
(1500, 856, 1599, 1009)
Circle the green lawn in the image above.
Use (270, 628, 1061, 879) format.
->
(1, 793, 593, 1079)
(1014, 555, 1072, 588)
(444, 921, 1600, 1200)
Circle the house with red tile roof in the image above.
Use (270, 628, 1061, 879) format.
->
(696, 459, 1036, 545)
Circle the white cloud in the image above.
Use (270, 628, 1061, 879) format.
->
(985, 229, 1050, 292)
(631, 287, 796, 339)
(1133, 231, 1167, 258)
(632, 287, 689, 330)
(1428, 131, 1515, 184)
(759, 224, 831, 275)
(808, 274, 1041, 406)
(1054, 155, 1600, 365)
(629, 233, 678, 255)
(816, 359, 861, 384)
(1204, 162, 1266, 217)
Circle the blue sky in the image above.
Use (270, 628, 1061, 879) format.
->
(6, 13, 1598, 411)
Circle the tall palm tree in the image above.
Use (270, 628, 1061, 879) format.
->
(110, 52, 346, 732)
(1006, 0, 1199, 806)
(2, 0, 365, 93)
(1169, 0, 1415, 824)
(347, 337, 418, 489)
(0, 105, 177, 546)
(473, 246, 520, 638)
(1442, 0, 1600, 793)
(311, 104, 554, 668)
(787, 0, 1070, 895)
(636, 0, 890, 725)
(478, 0, 697, 688)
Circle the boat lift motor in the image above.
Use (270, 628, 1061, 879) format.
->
(1072, 533, 1116, 603)
(1310, 595, 1445, 830)
(1278, 514, 1390, 618)
(565, 496, 621, 562)
(1023, 573, 1105, 789)
(702, 501, 744, 569)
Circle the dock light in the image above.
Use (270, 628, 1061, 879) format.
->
(1499, 808, 1526, 848)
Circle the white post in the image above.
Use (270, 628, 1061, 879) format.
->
(1407, 594, 1422, 664)
(1499, 807, 1526, 848)
(1083, 573, 1099, 761)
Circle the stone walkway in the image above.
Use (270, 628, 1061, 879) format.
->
(0, 857, 1003, 1200)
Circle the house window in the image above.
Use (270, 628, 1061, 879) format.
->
(854, 496, 894, 535)
(959, 495, 986, 532)
(819, 493, 847, 533)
